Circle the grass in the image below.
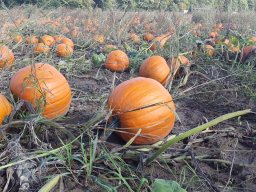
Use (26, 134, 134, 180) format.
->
(1, 5, 256, 192)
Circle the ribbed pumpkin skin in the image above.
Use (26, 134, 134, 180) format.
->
(0, 94, 12, 125)
(105, 50, 129, 72)
(10, 63, 72, 119)
(0, 46, 15, 68)
(56, 44, 73, 57)
(108, 77, 176, 145)
(41, 35, 55, 47)
(61, 37, 74, 49)
(139, 56, 170, 84)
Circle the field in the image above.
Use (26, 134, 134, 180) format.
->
(0, 5, 256, 192)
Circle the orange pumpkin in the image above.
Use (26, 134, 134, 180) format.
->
(34, 43, 50, 55)
(204, 45, 215, 57)
(26, 35, 39, 45)
(139, 56, 170, 84)
(105, 50, 129, 72)
(209, 31, 218, 39)
(108, 77, 176, 145)
(143, 33, 154, 42)
(241, 46, 256, 63)
(41, 35, 55, 47)
(94, 35, 105, 44)
(0, 45, 15, 68)
(10, 63, 72, 119)
(61, 37, 74, 49)
(130, 33, 140, 44)
(13, 35, 23, 43)
(56, 44, 73, 57)
(0, 94, 12, 125)
(168, 55, 190, 78)
(150, 33, 172, 51)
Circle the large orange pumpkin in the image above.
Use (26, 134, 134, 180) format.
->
(139, 56, 170, 84)
(10, 63, 72, 119)
(0, 45, 15, 68)
(56, 44, 73, 57)
(108, 77, 176, 145)
(0, 94, 12, 125)
(105, 50, 129, 72)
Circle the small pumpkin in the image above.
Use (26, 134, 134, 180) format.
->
(130, 33, 140, 44)
(150, 33, 172, 51)
(13, 35, 23, 43)
(26, 35, 39, 45)
(10, 63, 72, 119)
(139, 55, 170, 84)
(143, 33, 154, 42)
(61, 37, 74, 49)
(209, 31, 218, 39)
(94, 35, 105, 44)
(41, 35, 55, 47)
(204, 45, 215, 57)
(0, 94, 12, 125)
(34, 43, 50, 55)
(168, 55, 190, 79)
(56, 44, 73, 57)
(241, 46, 256, 63)
(105, 50, 129, 72)
(0, 45, 15, 68)
(108, 77, 176, 145)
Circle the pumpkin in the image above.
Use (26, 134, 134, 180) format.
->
(241, 46, 256, 63)
(209, 31, 218, 39)
(26, 35, 39, 44)
(143, 33, 154, 42)
(0, 94, 12, 125)
(150, 33, 172, 51)
(94, 35, 105, 44)
(204, 45, 215, 57)
(139, 56, 170, 84)
(13, 35, 23, 43)
(130, 33, 140, 44)
(34, 43, 50, 55)
(61, 37, 74, 49)
(10, 63, 72, 119)
(105, 50, 129, 72)
(56, 44, 73, 57)
(108, 77, 176, 145)
(41, 35, 55, 47)
(0, 46, 15, 68)
(168, 55, 190, 79)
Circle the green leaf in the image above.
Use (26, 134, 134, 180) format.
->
(91, 53, 106, 67)
(152, 179, 186, 192)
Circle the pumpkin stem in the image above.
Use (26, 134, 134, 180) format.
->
(145, 109, 252, 165)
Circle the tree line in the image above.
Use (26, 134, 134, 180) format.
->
(2, 0, 256, 11)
